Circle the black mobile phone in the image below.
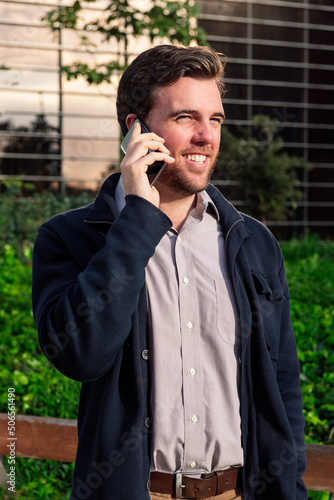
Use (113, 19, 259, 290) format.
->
(120, 118, 167, 186)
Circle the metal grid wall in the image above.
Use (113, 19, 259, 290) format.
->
(0, 0, 121, 193)
(198, 0, 334, 235)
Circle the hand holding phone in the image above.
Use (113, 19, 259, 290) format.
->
(120, 119, 169, 187)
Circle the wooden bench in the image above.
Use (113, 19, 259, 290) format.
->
(1, 413, 333, 493)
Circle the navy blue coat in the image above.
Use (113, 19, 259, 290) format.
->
(32, 173, 307, 500)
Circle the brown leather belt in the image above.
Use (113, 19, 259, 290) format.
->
(150, 467, 243, 499)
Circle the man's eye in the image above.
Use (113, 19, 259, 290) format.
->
(176, 115, 192, 122)
(211, 117, 223, 126)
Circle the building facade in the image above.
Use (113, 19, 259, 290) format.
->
(198, 0, 334, 235)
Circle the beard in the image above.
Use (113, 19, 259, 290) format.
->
(156, 150, 219, 196)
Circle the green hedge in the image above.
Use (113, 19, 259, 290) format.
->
(0, 186, 333, 498)
(0, 180, 93, 260)
(282, 237, 334, 446)
(0, 186, 86, 499)
(0, 245, 79, 499)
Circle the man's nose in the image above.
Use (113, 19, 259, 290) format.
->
(192, 121, 214, 144)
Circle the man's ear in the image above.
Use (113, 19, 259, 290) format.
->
(125, 114, 138, 131)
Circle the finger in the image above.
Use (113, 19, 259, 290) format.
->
(129, 123, 165, 144)
(145, 152, 175, 166)
(146, 140, 171, 156)
(131, 121, 142, 137)
(125, 121, 143, 151)
(125, 138, 171, 164)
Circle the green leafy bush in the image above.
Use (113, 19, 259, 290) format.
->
(0, 187, 84, 499)
(281, 237, 334, 445)
(214, 115, 308, 222)
(0, 179, 93, 260)
(0, 244, 79, 498)
(282, 237, 334, 500)
(0, 459, 74, 500)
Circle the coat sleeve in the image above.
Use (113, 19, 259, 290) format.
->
(277, 260, 308, 499)
(32, 195, 172, 382)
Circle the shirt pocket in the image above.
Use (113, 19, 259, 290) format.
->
(251, 271, 288, 361)
(215, 279, 240, 345)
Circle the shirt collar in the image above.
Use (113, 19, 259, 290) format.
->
(115, 175, 126, 215)
(196, 190, 220, 221)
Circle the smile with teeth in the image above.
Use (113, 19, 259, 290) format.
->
(184, 154, 207, 164)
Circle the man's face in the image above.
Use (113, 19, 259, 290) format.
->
(145, 76, 225, 197)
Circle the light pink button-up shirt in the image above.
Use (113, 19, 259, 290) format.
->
(115, 179, 243, 475)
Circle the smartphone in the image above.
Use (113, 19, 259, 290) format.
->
(120, 118, 167, 186)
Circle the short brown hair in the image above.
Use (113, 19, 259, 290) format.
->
(116, 44, 226, 136)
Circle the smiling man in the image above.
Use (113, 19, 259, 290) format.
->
(32, 45, 307, 500)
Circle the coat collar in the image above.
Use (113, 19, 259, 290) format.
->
(206, 183, 251, 247)
(84, 173, 121, 224)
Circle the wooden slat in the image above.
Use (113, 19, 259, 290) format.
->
(304, 443, 334, 492)
(1, 413, 334, 493)
(0, 413, 77, 462)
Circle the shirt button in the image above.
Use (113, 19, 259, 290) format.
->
(191, 415, 198, 423)
(144, 417, 153, 429)
(187, 321, 193, 330)
(183, 276, 189, 284)
(189, 368, 196, 376)
(177, 236, 182, 242)
(141, 349, 149, 360)
(189, 461, 197, 468)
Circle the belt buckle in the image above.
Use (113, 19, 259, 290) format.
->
(175, 472, 187, 498)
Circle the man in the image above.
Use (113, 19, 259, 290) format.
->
(32, 45, 307, 500)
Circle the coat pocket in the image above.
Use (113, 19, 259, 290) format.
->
(251, 272, 288, 361)
(252, 271, 288, 302)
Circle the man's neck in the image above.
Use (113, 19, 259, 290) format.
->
(159, 193, 197, 232)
